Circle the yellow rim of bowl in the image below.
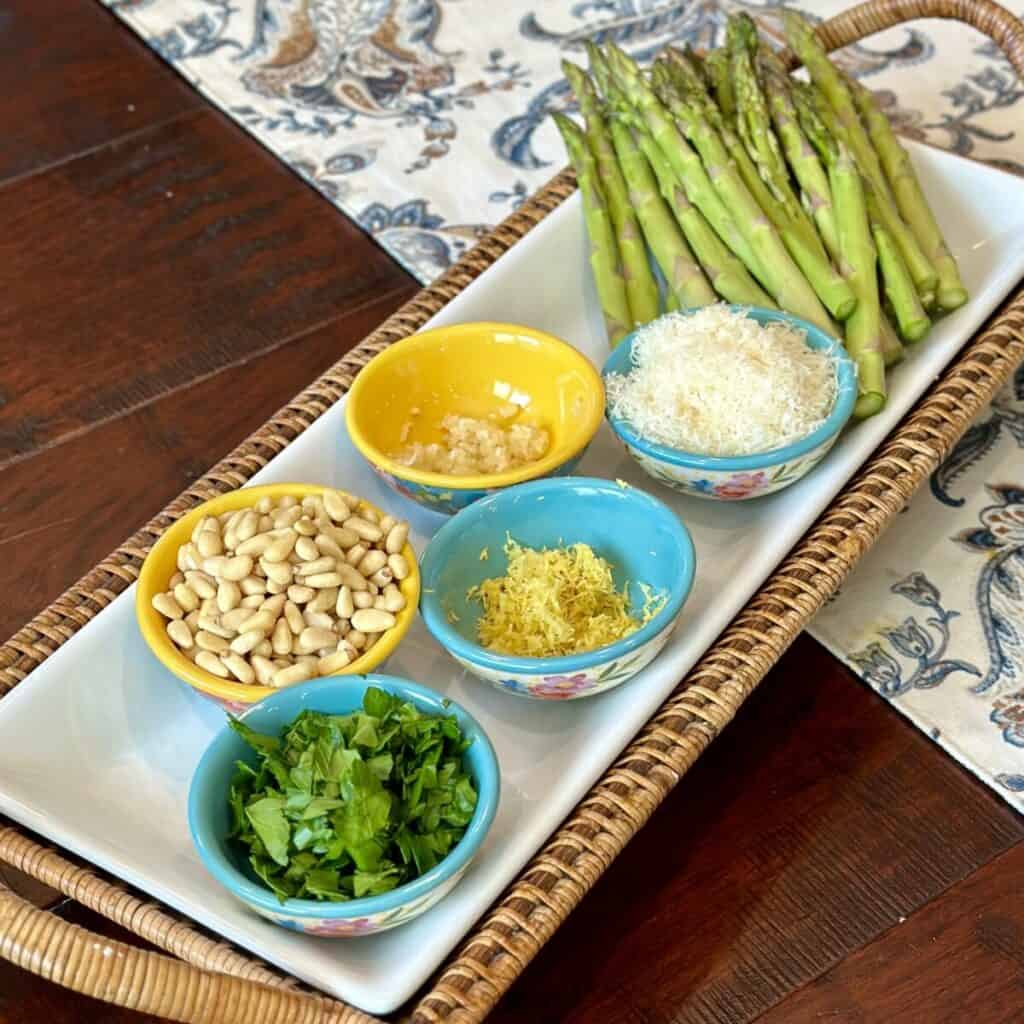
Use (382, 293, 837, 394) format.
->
(344, 322, 606, 491)
(136, 483, 421, 706)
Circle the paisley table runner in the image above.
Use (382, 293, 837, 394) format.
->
(104, 0, 1024, 807)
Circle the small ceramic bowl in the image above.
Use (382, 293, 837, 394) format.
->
(136, 484, 420, 714)
(345, 322, 605, 516)
(188, 674, 499, 937)
(419, 478, 695, 700)
(602, 307, 857, 501)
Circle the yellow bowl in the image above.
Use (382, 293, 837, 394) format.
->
(136, 484, 420, 713)
(345, 322, 605, 515)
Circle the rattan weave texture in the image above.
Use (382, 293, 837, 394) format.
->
(2, 2, 1023, 1021)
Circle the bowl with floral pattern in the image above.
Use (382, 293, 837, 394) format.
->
(187, 674, 499, 937)
(601, 307, 857, 501)
(345, 322, 605, 516)
(418, 478, 695, 700)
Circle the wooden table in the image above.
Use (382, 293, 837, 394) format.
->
(1, 3, 1021, 1021)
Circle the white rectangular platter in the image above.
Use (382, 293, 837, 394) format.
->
(1, 142, 1023, 1016)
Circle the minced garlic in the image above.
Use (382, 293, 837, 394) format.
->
(468, 536, 664, 658)
(392, 414, 549, 476)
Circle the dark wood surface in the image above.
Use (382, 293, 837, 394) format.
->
(1, 2, 1021, 1021)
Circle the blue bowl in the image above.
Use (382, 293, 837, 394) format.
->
(187, 674, 500, 938)
(419, 478, 696, 700)
(602, 307, 857, 501)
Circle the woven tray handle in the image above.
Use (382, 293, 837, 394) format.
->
(2, 1, 1022, 1022)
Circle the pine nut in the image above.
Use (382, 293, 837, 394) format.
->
(336, 586, 355, 619)
(303, 609, 334, 630)
(284, 601, 305, 635)
(221, 555, 253, 582)
(379, 515, 396, 534)
(153, 592, 183, 620)
(167, 620, 193, 649)
(385, 522, 409, 555)
(272, 618, 293, 656)
(344, 516, 383, 542)
(259, 514, 273, 532)
(197, 614, 234, 639)
(202, 555, 228, 577)
(380, 585, 406, 613)
(272, 506, 302, 530)
(199, 598, 218, 618)
(305, 572, 343, 589)
(266, 578, 287, 595)
(240, 594, 264, 609)
(184, 610, 201, 631)
(260, 593, 287, 618)
(272, 663, 313, 688)
(169, 571, 185, 589)
(345, 544, 368, 567)
(353, 591, 374, 610)
(309, 587, 338, 614)
(196, 651, 230, 678)
(235, 533, 273, 558)
(176, 545, 190, 573)
(298, 627, 335, 653)
(185, 571, 217, 599)
(235, 510, 259, 543)
(351, 608, 395, 634)
(197, 530, 223, 559)
(357, 549, 388, 577)
(255, 496, 273, 514)
(278, 495, 299, 509)
(231, 630, 264, 655)
(239, 575, 267, 596)
(324, 524, 360, 549)
(348, 630, 367, 651)
(287, 584, 315, 604)
(172, 584, 199, 613)
(263, 532, 297, 563)
(360, 506, 380, 525)
(251, 655, 275, 685)
(196, 631, 229, 654)
(323, 490, 350, 522)
(295, 536, 320, 562)
(295, 556, 335, 577)
(337, 563, 369, 592)
(220, 607, 252, 633)
(181, 543, 202, 571)
(369, 568, 393, 589)
(217, 581, 241, 613)
(253, 639, 273, 657)
(239, 610, 275, 635)
(387, 553, 410, 581)
(318, 648, 352, 675)
(222, 652, 255, 684)
(314, 534, 344, 560)
(294, 516, 318, 537)
(261, 559, 293, 586)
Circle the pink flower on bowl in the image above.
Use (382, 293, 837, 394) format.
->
(302, 916, 380, 937)
(532, 673, 592, 699)
(713, 471, 768, 500)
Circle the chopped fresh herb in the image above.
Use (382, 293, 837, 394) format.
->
(227, 687, 477, 904)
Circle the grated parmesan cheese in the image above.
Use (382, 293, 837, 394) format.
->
(468, 536, 665, 658)
(605, 306, 837, 457)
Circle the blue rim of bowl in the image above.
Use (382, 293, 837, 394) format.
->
(601, 306, 858, 472)
(187, 674, 500, 920)
(418, 477, 697, 676)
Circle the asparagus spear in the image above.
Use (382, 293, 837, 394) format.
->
(801, 104, 885, 415)
(849, 76, 967, 311)
(719, 27, 857, 322)
(635, 124, 774, 307)
(867, 189, 931, 342)
(600, 42, 765, 284)
(880, 312, 906, 367)
(563, 61, 660, 326)
(759, 47, 842, 264)
(552, 113, 632, 344)
(703, 49, 736, 119)
(783, 11, 938, 300)
(607, 118, 717, 310)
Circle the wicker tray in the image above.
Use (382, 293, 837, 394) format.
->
(2, 1, 1024, 1020)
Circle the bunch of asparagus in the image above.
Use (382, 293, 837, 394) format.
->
(555, 11, 967, 419)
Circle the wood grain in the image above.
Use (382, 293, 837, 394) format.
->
(0, 111, 413, 464)
(0, 283, 416, 642)
(0, 0, 200, 184)
(756, 842, 1024, 1023)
